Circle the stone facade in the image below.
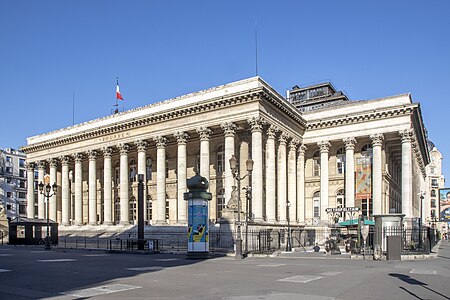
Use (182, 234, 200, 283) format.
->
(21, 77, 430, 228)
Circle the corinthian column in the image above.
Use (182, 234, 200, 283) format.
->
(318, 141, 331, 221)
(288, 139, 298, 223)
(153, 136, 167, 225)
(400, 129, 413, 219)
(26, 162, 35, 218)
(60, 156, 70, 225)
(266, 125, 278, 223)
(118, 143, 130, 225)
(248, 116, 265, 222)
(135, 140, 148, 222)
(297, 144, 307, 223)
(72, 153, 83, 225)
(48, 158, 58, 221)
(102, 147, 113, 225)
(278, 132, 289, 223)
(370, 133, 384, 215)
(196, 127, 212, 182)
(37, 161, 46, 219)
(343, 137, 357, 208)
(221, 122, 237, 211)
(87, 150, 98, 225)
(174, 131, 189, 224)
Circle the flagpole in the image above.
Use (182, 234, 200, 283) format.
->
(115, 77, 119, 114)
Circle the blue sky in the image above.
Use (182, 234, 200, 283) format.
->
(1, 1, 449, 178)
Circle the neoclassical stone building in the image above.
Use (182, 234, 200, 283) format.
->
(22, 77, 430, 228)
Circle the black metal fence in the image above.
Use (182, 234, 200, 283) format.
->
(56, 226, 439, 256)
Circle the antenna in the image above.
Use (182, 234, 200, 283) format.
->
(72, 91, 75, 125)
(255, 22, 258, 76)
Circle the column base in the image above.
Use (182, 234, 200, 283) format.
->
(103, 221, 114, 226)
(120, 221, 131, 225)
(75, 222, 84, 226)
(252, 217, 265, 223)
(266, 219, 277, 224)
(61, 222, 70, 226)
(89, 222, 97, 226)
(154, 220, 168, 225)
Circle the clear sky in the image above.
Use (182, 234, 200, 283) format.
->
(1, 1, 449, 179)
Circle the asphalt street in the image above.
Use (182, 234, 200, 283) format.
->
(0, 240, 449, 300)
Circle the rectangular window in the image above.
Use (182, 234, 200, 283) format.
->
(34, 171, 38, 180)
(6, 177, 12, 184)
(6, 156, 12, 162)
(6, 192, 12, 198)
(217, 153, 224, 174)
(19, 192, 26, 199)
(19, 204, 26, 215)
(20, 180, 26, 188)
(313, 198, 320, 218)
(313, 158, 320, 176)
(6, 167, 12, 174)
(19, 159, 25, 167)
(431, 199, 436, 208)
(431, 179, 438, 187)
(337, 157, 345, 174)
(19, 169, 26, 178)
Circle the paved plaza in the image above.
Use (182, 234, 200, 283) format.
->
(0, 241, 449, 299)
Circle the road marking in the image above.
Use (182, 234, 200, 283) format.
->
(154, 258, 179, 262)
(30, 251, 55, 253)
(225, 293, 334, 300)
(258, 264, 286, 267)
(127, 266, 163, 271)
(0, 269, 11, 272)
(319, 271, 342, 276)
(83, 254, 110, 257)
(0, 254, 12, 257)
(61, 284, 142, 297)
(410, 268, 437, 275)
(37, 259, 76, 262)
(278, 275, 323, 283)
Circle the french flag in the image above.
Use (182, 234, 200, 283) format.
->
(116, 80, 124, 100)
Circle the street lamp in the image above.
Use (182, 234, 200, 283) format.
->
(418, 191, 425, 249)
(38, 181, 57, 250)
(286, 201, 292, 251)
(229, 154, 253, 259)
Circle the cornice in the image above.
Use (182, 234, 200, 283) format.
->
(22, 90, 263, 153)
(305, 105, 416, 130)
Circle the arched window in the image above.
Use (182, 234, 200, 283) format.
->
(313, 151, 320, 177)
(217, 145, 225, 174)
(361, 144, 373, 157)
(129, 196, 137, 222)
(114, 197, 120, 223)
(146, 157, 153, 181)
(129, 159, 137, 182)
(336, 147, 345, 174)
(217, 188, 226, 219)
(431, 189, 436, 197)
(166, 156, 169, 179)
(114, 162, 120, 184)
(313, 191, 320, 218)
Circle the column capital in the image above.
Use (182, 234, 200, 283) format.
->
(278, 132, 289, 145)
(36, 160, 46, 169)
(298, 144, 307, 155)
(220, 122, 237, 136)
(117, 143, 131, 154)
(47, 158, 59, 168)
(267, 125, 279, 139)
(247, 116, 265, 131)
(135, 139, 148, 152)
(102, 147, 113, 158)
(87, 150, 98, 160)
(196, 127, 212, 141)
(59, 156, 70, 166)
(72, 153, 84, 162)
(399, 129, 414, 143)
(25, 162, 36, 170)
(173, 131, 190, 144)
(289, 138, 300, 151)
(153, 135, 167, 148)
(343, 137, 357, 150)
(317, 140, 331, 153)
(370, 133, 384, 147)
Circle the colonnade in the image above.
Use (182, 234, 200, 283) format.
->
(26, 125, 416, 225)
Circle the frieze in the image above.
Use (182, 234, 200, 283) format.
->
(99, 132, 131, 143)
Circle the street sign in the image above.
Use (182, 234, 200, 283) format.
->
(362, 225, 369, 241)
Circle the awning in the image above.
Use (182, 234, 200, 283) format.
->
(338, 219, 375, 226)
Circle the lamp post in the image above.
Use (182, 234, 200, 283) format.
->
(229, 154, 253, 259)
(286, 201, 292, 251)
(243, 186, 252, 255)
(418, 192, 425, 249)
(38, 181, 57, 250)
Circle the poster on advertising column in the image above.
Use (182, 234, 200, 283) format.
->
(439, 188, 450, 222)
(356, 157, 372, 199)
